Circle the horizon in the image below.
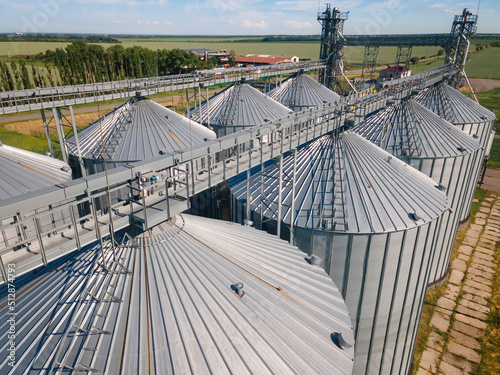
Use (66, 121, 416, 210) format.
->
(1, 1, 499, 36)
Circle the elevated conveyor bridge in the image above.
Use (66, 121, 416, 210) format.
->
(0, 65, 457, 284)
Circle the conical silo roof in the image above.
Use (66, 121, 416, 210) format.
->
(0, 214, 355, 375)
(0, 142, 72, 200)
(416, 83, 495, 125)
(67, 95, 215, 162)
(268, 73, 341, 111)
(352, 99, 481, 158)
(231, 131, 447, 234)
(190, 82, 293, 129)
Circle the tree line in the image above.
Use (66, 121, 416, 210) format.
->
(0, 41, 219, 91)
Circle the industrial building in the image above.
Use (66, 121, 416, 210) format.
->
(0, 142, 72, 200)
(267, 72, 341, 111)
(352, 99, 482, 285)
(416, 83, 496, 222)
(230, 130, 448, 375)
(67, 94, 216, 177)
(0, 214, 355, 374)
(189, 81, 293, 137)
(0, 5, 495, 375)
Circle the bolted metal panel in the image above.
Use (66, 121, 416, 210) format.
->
(0, 214, 354, 375)
(267, 73, 341, 111)
(230, 131, 448, 375)
(353, 99, 481, 285)
(0, 143, 72, 201)
(67, 95, 216, 166)
(189, 82, 294, 137)
(416, 82, 496, 221)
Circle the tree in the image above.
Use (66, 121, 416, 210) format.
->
(410, 56, 420, 65)
(228, 50, 237, 67)
(437, 49, 445, 56)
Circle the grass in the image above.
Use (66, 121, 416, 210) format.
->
(474, 241, 500, 375)
(0, 123, 52, 154)
(488, 138, 500, 170)
(413, 187, 489, 373)
(466, 48, 500, 80)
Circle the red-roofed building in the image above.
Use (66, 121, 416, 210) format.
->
(377, 65, 412, 83)
(235, 56, 291, 67)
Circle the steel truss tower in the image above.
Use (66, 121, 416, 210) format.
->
(445, 8, 478, 91)
(317, 4, 355, 93)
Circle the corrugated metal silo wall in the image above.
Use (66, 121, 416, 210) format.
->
(451, 118, 495, 223)
(403, 151, 482, 286)
(231, 197, 438, 375)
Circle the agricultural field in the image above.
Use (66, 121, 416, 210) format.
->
(0, 38, 444, 63)
(465, 47, 500, 80)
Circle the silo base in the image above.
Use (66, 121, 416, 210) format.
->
(458, 214, 470, 229)
(427, 266, 450, 290)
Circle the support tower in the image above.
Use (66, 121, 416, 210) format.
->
(317, 4, 354, 93)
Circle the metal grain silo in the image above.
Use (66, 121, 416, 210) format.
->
(0, 214, 355, 375)
(267, 72, 341, 111)
(230, 130, 448, 375)
(189, 81, 292, 219)
(0, 141, 71, 200)
(67, 94, 216, 176)
(352, 99, 481, 286)
(0, 142, 72, 251)
(189, 81, 294, 137)
(416, 82, 496, 222)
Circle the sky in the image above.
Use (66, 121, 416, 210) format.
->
(0, 0, 499, 35)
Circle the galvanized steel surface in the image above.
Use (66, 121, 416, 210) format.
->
(353, 99, 480, 158)
(0, 215, 354, 374)
(230, 131, 446, 375)
(67, 95, 216, 162)
(353, 99, 482, 284)
(416, 82, 496, 221)
(231, 131, 448, 234)
(268, 73, 341, 111)
(0, 143, 72, 200)
(190, 82, 293, 134)
(416, 83, 495, 127)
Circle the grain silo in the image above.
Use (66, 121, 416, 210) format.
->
(352, 99, 481, 286)
(67, 94, 215, 176)
(66, 94, 215, 209)
(0, 142, 72, 250)
(230, 130, 448, 375)
(189, 81, 294, 137)
(416, 82, 496, 222)
(0, 214, 355, 375)
(267, 72, 341, 111)
(188, 81, 293, 220)
(0, 141, 72, 200)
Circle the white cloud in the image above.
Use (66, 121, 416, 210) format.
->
(113, 20, 130, 24)
(283, 20, 313, 28)
(137, 19, 160, 25)
(165, 21, 171, 26)
(241, 19, 266, 28)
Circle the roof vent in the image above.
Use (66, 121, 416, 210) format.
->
(409, 211, 421, 221)
(45, 152, 52, 156)
(234, 282, 244, 295)
(159, 149, 167, 155)
(387, 156, 392, 162)
(336, 330, 355, 349)
(436, 183, 446, 192)
(473, 134, 479, 139)
(457, 146, 467, 153)
(307, 254, 323, 266)
(61, 165, 71, 172)
(0, 141, 3, 146)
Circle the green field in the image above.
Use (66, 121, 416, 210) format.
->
(0, 38, 443, 62)
(465, 47, 500, 79)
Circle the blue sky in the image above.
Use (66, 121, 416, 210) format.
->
(1, 0, 499, 35)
